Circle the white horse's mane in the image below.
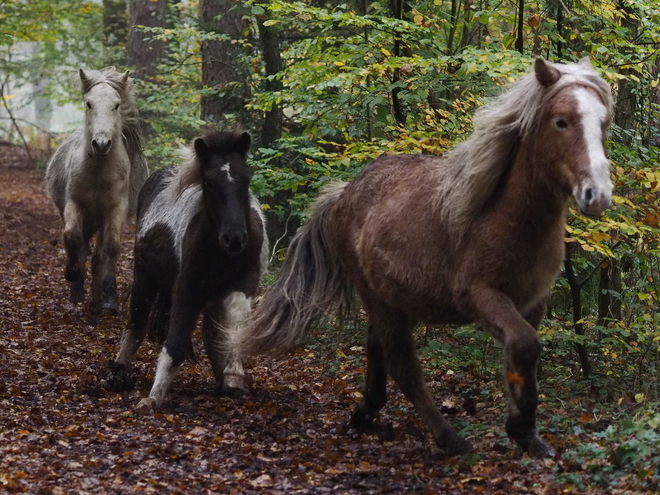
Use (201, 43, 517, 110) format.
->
(436, 59, 613, 234)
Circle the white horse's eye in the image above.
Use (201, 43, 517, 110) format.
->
(86, 101, 92, 110)
(114, 103, 120, 110)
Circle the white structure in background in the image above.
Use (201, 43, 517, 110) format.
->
(1, 42, 83, 147)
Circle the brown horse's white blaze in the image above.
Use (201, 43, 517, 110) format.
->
(236, 58, 613, 458)
(572, 87, 612, 216)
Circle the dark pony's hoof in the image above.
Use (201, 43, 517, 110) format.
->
(100, 280, 118, 313)
(215, 383, 250, 398)
(101, 363, 136, 392)
(69, 279, 85, 304)
(101, 297, 119, 313)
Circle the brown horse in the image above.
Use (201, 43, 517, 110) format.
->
(237, 58, 613, 457)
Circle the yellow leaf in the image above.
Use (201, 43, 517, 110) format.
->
(580, 244, 595, 252)
(381, 48, 392, 57)
(413, 14, 423, 25)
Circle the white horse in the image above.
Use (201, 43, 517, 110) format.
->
(46, 67, 149, 311)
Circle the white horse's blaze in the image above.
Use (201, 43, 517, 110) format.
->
(573, 87, 612, 216)
(221, 163, 234, 182)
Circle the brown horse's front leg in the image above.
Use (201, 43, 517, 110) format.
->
(470, 285, 555, 458)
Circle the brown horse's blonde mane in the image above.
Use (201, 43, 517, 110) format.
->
(175, 131, 249, 194)
(437, 59, 613, 235)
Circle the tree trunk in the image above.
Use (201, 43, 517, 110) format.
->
(256, 15, 283, 147)
(126, 0, 168, 138)
(199, 0, 248, 126)
(127, 0, 167, 79)
(564, 243, 592, 378)
(103, 0, 128, 67)
(388, 0, 409, 127)
(597, 260, 622, 328)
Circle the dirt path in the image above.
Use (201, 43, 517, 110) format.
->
(0, 150, 616, 494)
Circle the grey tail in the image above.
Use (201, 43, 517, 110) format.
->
(237, 182, 352, 357)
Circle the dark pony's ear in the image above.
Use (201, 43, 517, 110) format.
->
(236, 132, 251, 155)
(534, 58, 562, 87)
(194, 137, 211, 164)
(79, 68, 93, 94)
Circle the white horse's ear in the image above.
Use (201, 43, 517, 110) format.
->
(578, 56, 593, 68)
(120, 71, 130, 85)
(534, 58, 562, 87)
(79, 68, 93, 93)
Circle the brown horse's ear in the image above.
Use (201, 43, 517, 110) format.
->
(237, 132, 251, 155)
(534, 58, 562, 87)
(79, 68, 93, 94)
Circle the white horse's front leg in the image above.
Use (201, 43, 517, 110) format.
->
(202, 292, 251, 396)
(62, 201, 87, 303)
(92, 204, 126, 311)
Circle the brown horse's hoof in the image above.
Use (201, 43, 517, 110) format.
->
(101, 298, 118, 313)
(436, 432, 472, 457)
(522, 433, 556, 458)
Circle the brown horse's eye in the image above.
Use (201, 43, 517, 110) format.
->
(556, 118, 568, 129)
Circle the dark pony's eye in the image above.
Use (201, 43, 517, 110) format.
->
(555, 118, 568, 129)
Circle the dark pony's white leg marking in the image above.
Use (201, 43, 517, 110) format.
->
(137, 349, 180, 412)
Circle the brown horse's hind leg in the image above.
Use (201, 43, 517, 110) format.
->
(470, 285, 555, 458)
(363, 299, 471, 456)
(62, 202, 87, 303)
(350, 323, 388, 432)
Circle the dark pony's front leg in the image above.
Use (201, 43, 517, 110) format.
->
(62, 201, 87, 303)
(470, 285, 555, 458)
(137, 284, 203, 412)
(104, 263, 161, 392)
(202, 292, 251, 397)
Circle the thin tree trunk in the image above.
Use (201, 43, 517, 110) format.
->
(597, 260, 622, 328)
(564, 243, 592, 378)
(515, 0, 525, 53)
(103, 0, 128, 67)
(256, 15, 283, 147)
(389, 0, 408, 126)
(199, 0, 248, 126)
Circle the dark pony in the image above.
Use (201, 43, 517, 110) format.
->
(106, 131, 268, 410)
(236, 58, 613, 457)
(46, 67, 149, 310)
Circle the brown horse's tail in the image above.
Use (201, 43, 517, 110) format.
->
(237, 181, 352, 357)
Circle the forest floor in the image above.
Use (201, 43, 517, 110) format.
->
(0, 144, 656, 494)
